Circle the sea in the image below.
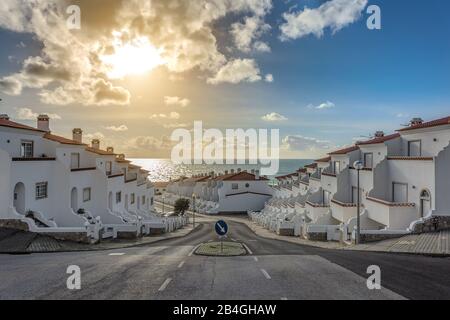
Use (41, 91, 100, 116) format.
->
(129, 159, 313, 183)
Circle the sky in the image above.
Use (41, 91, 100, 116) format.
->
(0, 0, 449, 159)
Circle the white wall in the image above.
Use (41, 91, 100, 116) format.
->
(0, 148, 11, 216)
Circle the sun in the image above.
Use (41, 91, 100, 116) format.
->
(101, 35, 165, 79)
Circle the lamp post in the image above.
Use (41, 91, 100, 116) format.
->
(353, 160, 364, 244)
(192, 193, 197, 228)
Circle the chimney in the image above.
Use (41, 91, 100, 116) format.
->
(117, 154, 126, 160)
(374, 131, 385, 138)
(410, 118, 424, 127)
(255, 170, 260, 180)
(37, 114, 50, 132)
(0, 114, 10, 121)
(91, 139, 100, 149)
(72, 128, 83, 143)
(106, 147, 114, 153)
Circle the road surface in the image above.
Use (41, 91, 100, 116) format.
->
(0, 218, 449, 300)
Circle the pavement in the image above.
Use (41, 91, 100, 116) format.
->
(1, 219, 449, 300)
(0, 225, 196, 254)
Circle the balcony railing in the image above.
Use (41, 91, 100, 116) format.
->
(331, 199, 357, 207)
(12, 157, 56, 161)
(306, 201, 330, 208)
(71, 167, 96, 172)
(367, 196, 415, 207)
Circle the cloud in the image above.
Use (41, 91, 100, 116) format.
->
(0, 76, 22, 95)
(308, 101, 336, 110)
(163, 123, 188, 129)
(282, 135, 334, 152)
(0, 0, 274, 104)
(164, 96, 190, 108)
(265, 74, 274, 83)
(230, 14, 272, 53)
(280, 0, 368, 40)
(105, 125, 128, 132)
(15, 107, 61, 121)
(150, 112, 181, 120)
(207, 59, 263, 85)
(262, 112, 288, 122)
(84, 132, 105, 141)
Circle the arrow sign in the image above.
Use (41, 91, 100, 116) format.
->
(215, 220, 228, 236)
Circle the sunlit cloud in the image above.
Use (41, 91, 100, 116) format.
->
(262, 112, 288, 122)
(15, 107, 61, 121)
(105, 125, 129, 132)
(164, 96, 191, 108)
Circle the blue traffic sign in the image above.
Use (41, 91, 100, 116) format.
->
(215, 220, 228, 236)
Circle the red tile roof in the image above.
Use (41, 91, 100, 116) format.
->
(356, 133, 400, 146)
(397, 116, 450, 132)
(85, 147, 115, 155)
(328, 145, 359, 155)
(304, 163, 317, 169)
(0, 119, 46, 133)
(297, 168, 307, 173)
(44, 133, 86, 146)
(216, 172, 268, 181)
(315, 156, 331, 163)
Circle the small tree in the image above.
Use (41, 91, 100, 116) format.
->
(174, 198, 190, 216)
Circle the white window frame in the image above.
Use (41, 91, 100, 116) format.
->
(83, 188, 91, 202)
(21, 140, 34, 158)
(35, 182, 48, 200)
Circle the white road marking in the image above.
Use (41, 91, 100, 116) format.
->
(261, 269, 271, 280)
(281, 297, 288, 301)
(243, 243, 253, 255)
(188, 244, 201, 257)
(108, 253, 125, 256)
(231, 238, 237, 242)
(253, 256, 259, 262)
(178, 261, 185, 269)
(158, 278, 172, 292)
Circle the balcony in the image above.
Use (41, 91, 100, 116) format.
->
(331, 199, 357, 223)
(366, 196, 418, 230)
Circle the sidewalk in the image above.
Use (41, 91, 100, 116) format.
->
(0, 225, 197, 254)
(203, 214, 450, 256)
(347, 229, 450, 257)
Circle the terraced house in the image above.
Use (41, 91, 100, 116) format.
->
(0, 114, 187, 243)
(250, 116, 450, 243)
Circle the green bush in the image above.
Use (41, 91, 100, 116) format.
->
(174, 198, 190, 215)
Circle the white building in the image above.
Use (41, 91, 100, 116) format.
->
(250, 115, 450, 243)
(162, 170, 273, 214)
(0, 114, 187, 243)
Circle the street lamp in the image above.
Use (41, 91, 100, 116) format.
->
(192, 193, 197, 228)
(353, 160, 364, 245)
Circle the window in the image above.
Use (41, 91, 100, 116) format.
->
(333, 161, 341, 174)
(142, 197, 146, 205)
(151, 197, 154, 206)
(71, 153, 80, 169)
(116, 192, 122, 204)
(408, 140, 422, 157)
(232, 183, 239, 190)
(364, 153, 373, 169)
(83, 188, 91, 202)
(106, 161, 112, 176)
(35, 182, 48, 200)
(245, 183, 250, 188)
(131, 193, 135, 204)
(21, 140, 34, 158)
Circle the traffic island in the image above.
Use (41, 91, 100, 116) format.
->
(195, 241, 247, 257)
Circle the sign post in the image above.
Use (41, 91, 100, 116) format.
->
(215, 220, 228, 253)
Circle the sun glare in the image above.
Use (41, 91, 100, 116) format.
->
(101, 36, 165, 79)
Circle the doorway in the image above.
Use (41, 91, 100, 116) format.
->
(71, 187, 78, 211)
(13, 182, 26, 214)
(420, 190, 431, 218)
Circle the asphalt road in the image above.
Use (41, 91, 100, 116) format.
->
(0, 218, 449, 300)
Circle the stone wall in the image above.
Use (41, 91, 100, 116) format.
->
(411, 215, 450, 234)
(149, 228, 165, 236)
(0, 219, 30, 231)
(359, 232, 406, 244)
(41, 232, 92, 244)
(117, 231, 138, 239)
(307, 232, 327, 242)
(278, 228, 295, 237)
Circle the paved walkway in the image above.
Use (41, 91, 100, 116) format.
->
(0, 225, 196, 254)
(348, 229, 450, 256)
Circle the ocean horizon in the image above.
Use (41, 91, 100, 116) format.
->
(129, 159, 313, 182)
